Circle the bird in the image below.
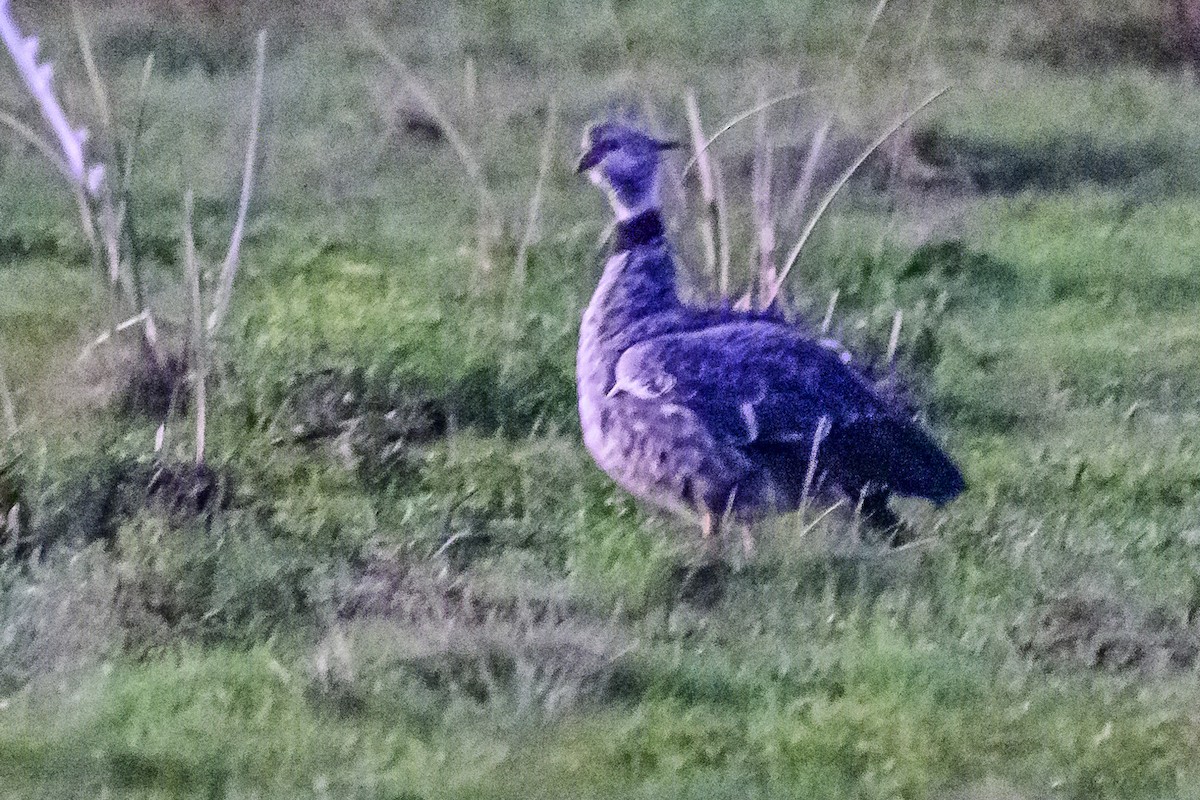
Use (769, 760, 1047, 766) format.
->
(574, 120, 965, 555)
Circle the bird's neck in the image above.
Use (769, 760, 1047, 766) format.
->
(596, 170, 661, 221)
(614, 209, 666, 252)
(582, 208, 681, 351)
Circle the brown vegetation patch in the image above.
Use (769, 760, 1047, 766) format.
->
(275, 369, 447, 481)
(1019, 594, 1200, 673)
(317, 552, 633, 716)
(670, 561, 731, 608)
(43, 337, 186, 421)
(119, 351, 189, 419)
(144, 459, 230, 520)
(8, 453, 231, 562)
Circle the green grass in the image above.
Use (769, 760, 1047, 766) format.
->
(4, 0, 1200, 797)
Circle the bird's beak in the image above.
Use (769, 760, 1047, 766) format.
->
(575, 146, 604, 174)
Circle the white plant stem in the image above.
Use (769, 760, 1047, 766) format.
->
(0, 356, 17, 436)
(208, 30, 266, 335)
(685, 92, 720, 282)
(886, 309, 903, 364)
(767, 87, 949, 306)
(511, 95, 558, 296)
(0, 0, 103, 195)
(184, 189, 207, 465)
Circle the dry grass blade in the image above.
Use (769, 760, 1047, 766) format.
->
(123, 54, 155, 190)
(713, 158, 731, 297)
(117, 53, 158, 318)
(685, 91, 719, 281)
(780, 0, 888, 235)
(767, 86, 950, 306)
(750, 91, 776, 305)
(853, 0, 892, 61)
(681, 88, 819, 179)
(464, 58, 477, 117)
(360, 22, 498, 274)
(183, 188, 206, 465)
(886, 309, 903, 363)
(0, 106, 96, 253)
(365, 30, 484, 187)
(820, 289, 839, 335)
(0, 108, 75, 184)
(78, 310, 150, 361)
(796, 498, 846, 541)
(783, 120, 830, 222)
(0, 357, 17, 436)
(208, 31, 265, 335)
(798, 415, 832, 528)
(70, 3, 113, 135)
(511, 95, 558, 295)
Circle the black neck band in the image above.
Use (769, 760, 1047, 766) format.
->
(614, 211, 665, 252)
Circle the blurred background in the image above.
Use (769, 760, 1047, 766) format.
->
(3, 2, 1200, 799)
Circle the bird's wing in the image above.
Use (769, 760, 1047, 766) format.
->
(610, 322, 888, 448)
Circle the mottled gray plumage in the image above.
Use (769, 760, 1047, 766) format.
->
(575, 121, 964, 547)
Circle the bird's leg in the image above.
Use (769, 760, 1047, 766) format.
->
(674, 506, 731, 605)
(859, 489, 913, 547)
(701, 507, 721, 554)
(860, 490, 899, 529)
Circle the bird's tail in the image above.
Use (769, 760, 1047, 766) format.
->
(825, 418, 965, 504)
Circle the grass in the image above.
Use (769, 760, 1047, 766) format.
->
(3, 0, 1200, 797)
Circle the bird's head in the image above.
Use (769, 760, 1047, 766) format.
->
(576, 121, 680, 219)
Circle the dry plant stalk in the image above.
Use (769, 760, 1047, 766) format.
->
(0, 357, 17, 436)
(855, 0, 892, 61)
(70, 4, 113, 134)
(511, 96, 558, 296)
(783, 120, 830, 222)
(764, 86, 949, 307)
(798, 415, 832, 528)
(750, 89, 777, 307)
(820, 289, 839, 335)
(209, 30, 266, 334)
(684, 92, 721, 288)
(681, 0, 900, 310)
(463, 57, 477, 118)
(1, 0, 161, 358)
(713, 158, 731, 297)
(681, 88, 818, 179)
(361, 23, 500, 278)
(118, 53, 157, 305)
(182, 189, 206, 465)
(183, 32, 266, 464)
(886, 309, 903, 364)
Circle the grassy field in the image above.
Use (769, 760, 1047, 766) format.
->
(3, 1, 1200, 797)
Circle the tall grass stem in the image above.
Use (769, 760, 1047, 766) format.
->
(208, 31, 266, 335)
(767, 86, 949, 305)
